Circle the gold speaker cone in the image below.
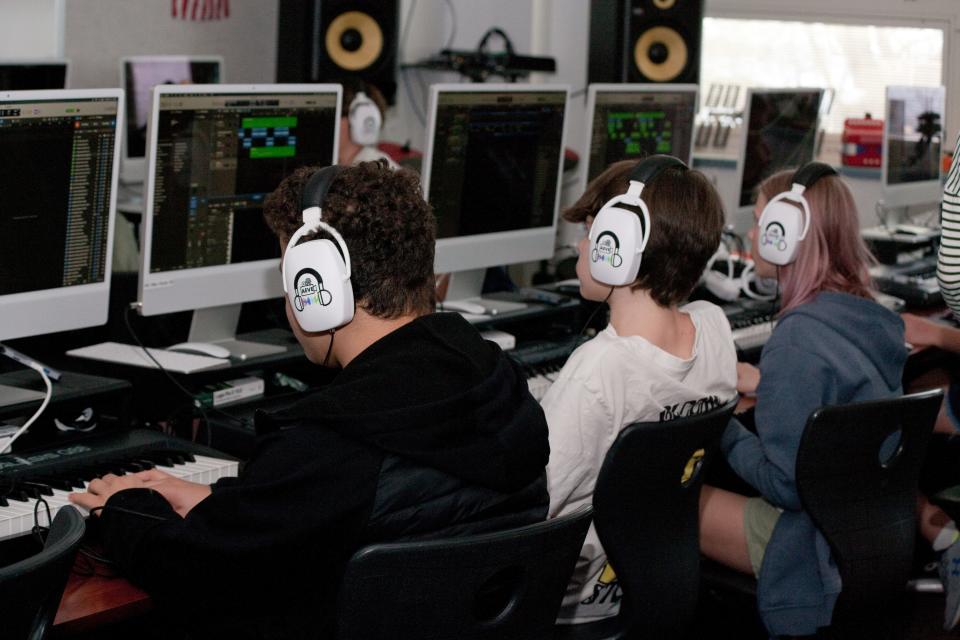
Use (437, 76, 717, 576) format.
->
(325, 11, 384, 71)
(634, 26, 687, 82)
(652, 0, 677, 8)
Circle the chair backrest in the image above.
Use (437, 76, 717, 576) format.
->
(0, 506, 86, 640)
(593, 397, 739, 636)
(796, 388, 941, 615)
(336, 505, 592, 640)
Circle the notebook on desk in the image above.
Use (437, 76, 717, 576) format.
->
(67, 342, 230, 374)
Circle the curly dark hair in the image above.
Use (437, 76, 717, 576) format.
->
(263, 161, 436, 318)
(564, 159, 725, 306)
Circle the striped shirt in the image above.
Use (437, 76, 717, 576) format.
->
(940, 134, 960, 316)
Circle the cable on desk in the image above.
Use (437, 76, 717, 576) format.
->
(123, 306, 253, 443)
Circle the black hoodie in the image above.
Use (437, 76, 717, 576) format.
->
(98, 313, 550, 638)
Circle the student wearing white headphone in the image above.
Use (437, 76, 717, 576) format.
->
(70, 162, 549, 635)
(337, 81, 398, 169)
(699, 164, 912, 636)
(543, 156, 737, 625)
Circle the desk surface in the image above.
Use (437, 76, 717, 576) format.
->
(55, 558, 150, 635)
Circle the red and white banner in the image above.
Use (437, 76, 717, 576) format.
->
(171, 0, 230, 21)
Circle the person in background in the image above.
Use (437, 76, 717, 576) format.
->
(337, 79, 398, 169)
(543, 158, 738, 625)
(700, 167, 915, 636)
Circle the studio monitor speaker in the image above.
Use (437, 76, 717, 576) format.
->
(588, 0, 704, 85)
(277, 0, 399, 104)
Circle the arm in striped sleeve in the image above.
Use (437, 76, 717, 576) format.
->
(938, 133, 960, 318)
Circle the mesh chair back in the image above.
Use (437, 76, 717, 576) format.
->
(336, 505, 592, 640)
(593, 397, 738, 636)
(0, 505, 85, 640)
(796, 389, 941, 615)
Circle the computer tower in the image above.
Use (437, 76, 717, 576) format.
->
(588, 0, 704, 85)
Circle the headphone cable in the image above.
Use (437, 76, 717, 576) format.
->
(123, 306, 252, 438)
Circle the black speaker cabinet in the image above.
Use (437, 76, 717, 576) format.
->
(589, 0, 704, 85)
(277, 0, 399, 104)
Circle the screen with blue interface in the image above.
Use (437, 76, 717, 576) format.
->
(148, 91, 337, 273)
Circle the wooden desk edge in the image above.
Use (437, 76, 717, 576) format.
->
(55, 566, 152, 634)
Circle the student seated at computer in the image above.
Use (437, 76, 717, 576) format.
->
(699, 165, 907, 637)
(70, 161, 549, 637)
(542, 156, 738, 624)
(337, 79, 398, 169)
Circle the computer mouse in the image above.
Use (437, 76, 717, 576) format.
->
(167, 342, 231, 359)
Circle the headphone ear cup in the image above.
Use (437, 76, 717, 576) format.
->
(349, 100, 382, 147)
(589, 202, 646, 286)
(757, 199, 804, 266)
(284, 239, 355, 332)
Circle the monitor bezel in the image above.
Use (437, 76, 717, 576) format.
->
(118, 55, 225, 184)
(421, 83, 571, 274)
(0, 88, 123, 340)
(733, 87, 824, 219)
(137, 83, 342, 317)
(881, 84, 946, 208)
(581, 83, 699, 196)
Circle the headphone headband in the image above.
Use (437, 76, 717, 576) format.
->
(300, 165, 343, 215)
(791, 161, 837, 191)
(628, 154, 689, 187)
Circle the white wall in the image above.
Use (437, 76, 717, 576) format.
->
(0, 0, 64, 59)
(62, 0, 278, 89)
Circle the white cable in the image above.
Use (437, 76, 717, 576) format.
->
(0, 361, 52, 455)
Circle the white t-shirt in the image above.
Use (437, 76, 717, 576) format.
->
(541, 300, 738, 624)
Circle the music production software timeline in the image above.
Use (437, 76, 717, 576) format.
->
(0, 98, 117, 295)
(148, 92, 338, 274)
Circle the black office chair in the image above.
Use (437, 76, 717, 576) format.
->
(556, 397, 739, 640)
(702, 389, 941, 637)
(336, 505, 593, 640)
(0, 505, 86, 640)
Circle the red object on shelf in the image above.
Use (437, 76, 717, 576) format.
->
(841, 116, 883, 168)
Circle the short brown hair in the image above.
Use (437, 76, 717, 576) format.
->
(264, 161, 436, 317)
(564, 159, 725, 306)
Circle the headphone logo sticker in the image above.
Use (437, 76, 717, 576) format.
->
(293, 268, 333, 311)
(591, 231, 623, 268)
(761, 222, 788, 252)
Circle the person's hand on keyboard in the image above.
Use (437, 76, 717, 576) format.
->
(736, 362, 760, 397)
(902, 313, 945, 350)
(134, 468, 212, 517)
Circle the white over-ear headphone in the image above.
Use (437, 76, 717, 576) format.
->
(588, 154, 688, 286)
(348, 91, 382, 147)
(756, 161, 837, 266)
(282, 166, 355, 332)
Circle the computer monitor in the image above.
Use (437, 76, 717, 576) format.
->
(421, 84, 569, 309)
(0, 60, 69, 91)
(0, 89, 122, 403)
(120, 55, 223, 183)
(882, 85, 946, 208)
(137, 84, 341, 358)
(582, 83, 698, 192)
(734, 88, 823, 221)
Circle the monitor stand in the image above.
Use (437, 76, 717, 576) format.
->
(185, 304, 287, 360)
(441, 269, 527, 316)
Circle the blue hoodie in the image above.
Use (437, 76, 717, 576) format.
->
(721, 292, 907, 636)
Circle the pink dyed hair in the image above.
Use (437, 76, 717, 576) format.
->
(758, 169, 874, 313)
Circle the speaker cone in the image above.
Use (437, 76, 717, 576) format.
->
(325, 11, 383, 71)
(634, 26, 688, 82)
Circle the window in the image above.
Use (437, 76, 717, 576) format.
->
(700, 18, 944, 135)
